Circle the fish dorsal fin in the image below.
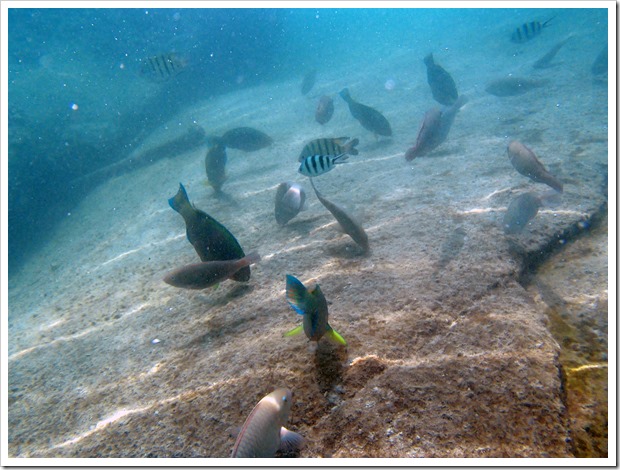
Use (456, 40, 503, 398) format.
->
(286, 275, 308, 315)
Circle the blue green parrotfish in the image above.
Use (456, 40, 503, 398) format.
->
(283, 275, 347, 346)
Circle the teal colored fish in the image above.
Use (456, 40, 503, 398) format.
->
(283, 275, 347, 346)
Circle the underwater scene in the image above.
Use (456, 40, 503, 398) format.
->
(6, 5, 611, 460)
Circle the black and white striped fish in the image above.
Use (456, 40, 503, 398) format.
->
(140, 53, 187, 82)
(510, 18, 554, 43)
(298, 153, 348, 177)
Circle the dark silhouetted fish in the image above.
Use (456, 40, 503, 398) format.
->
(503, 192, 542, 234)
(507, 140, 563, 193)
(423, 53, 459, 106)
(205, 138, 227, 193)
(310, 178, 369, 253)
(231, 388, 304, 458)
(299, 154, 348, 177)
(163, 252, 260, 289)
(485, 76, 548, 97)
(405, 95, 467, 161)
(510, 18, 554, 43)
(168, 183, 250, 281)
(220, 127, 273, 152)
(591, 45, 608, 76)
(275, 182, 306, 226)
(140, 53, 187, 82)
(339, 88, 392, 137)
(298, 137, 359, 162)
(532, 36, 573, 69)
(284, 275, 347, 345)
(315, 95, 334, 125)
(301, 69, 317, 95)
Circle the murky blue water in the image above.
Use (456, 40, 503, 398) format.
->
(7, 7, 607, 272)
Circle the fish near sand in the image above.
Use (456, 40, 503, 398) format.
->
(315, 95, 334, 125)
(507, 140, 563, 193)
(310, 178, 369, 253)
(163, 253, 260, 289)
(405, 95, 467, 161)
(275, 182, 306, 226)
(532, 36, 573, 69)
(301, 69, 317, 95)
(503, 192, 542, 234)
(231, 388, 304, 458)
(510, 18, 554, 43)
(485, 77, 547, 97)
(205, 138, 227, 193)
(168, 183, 250, 281)
(283, 275, 347, 345)
(298, 153, 348, 178)
(298, 137, 359, 162)
(424, 53, 459, 106)
(140, 53, 187, 82)
(220, 127, 273, 152)
(339, 88, 392, 137)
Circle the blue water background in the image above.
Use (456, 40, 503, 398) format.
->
(7, 7, 608, 273)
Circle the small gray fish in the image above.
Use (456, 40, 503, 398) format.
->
(339, 88, 392, 137)
(485, 77, 548, 97)
(275, 182, 306, 226)
(510, 18, 554, 43)
(298, 137, 359, 162)
(140, 53, 187, 82)
(507, 140, 563, 193)
(301, 69, 317, 95)
(424, 53, 459, 106)
(163, 253, 260, 290)
(231, 388, 304, 458)
(310, 179, 369, 253)
(220, 127, 273, 152)
(532, 36, 573, 69)
(503, 193, 542, 234)
(205, 139, 227, 193)
(315, 95, 334, 125)
(299, 153, 348, 177)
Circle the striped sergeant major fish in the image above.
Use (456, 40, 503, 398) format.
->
(140, 53, 187, 82)
(298, 153, 348, 177)
(510, 18, 554, 43)
(298, 137, 359, 162)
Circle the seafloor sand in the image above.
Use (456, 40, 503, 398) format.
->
(8, 34, 608, 458)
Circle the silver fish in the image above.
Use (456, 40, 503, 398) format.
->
(231, 388, 304, 458)
(503, 192, 542, 234)
(298, 153, 348, 177)
(275, 182, 306, 226)
(507, 140, 563, 193)
(299, 137, 359, 162)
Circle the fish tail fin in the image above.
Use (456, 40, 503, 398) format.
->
(333, 153, 349, 164)
(326, 327, 347, 346)
(345, 138, 360, 155)
(283, 324, 304, 337)
(338, 88, 351, 102)
(207, 135, 225, 147)
(543, 16, 555, 28)
(241, 252, 261, 266)
(168, 183, 190, 213)
(286, 275, 308, 315)
(279, 427, 305, 453)
(423, 53, 434, 66)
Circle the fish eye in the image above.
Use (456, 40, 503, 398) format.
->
(282, 395, 288, 403)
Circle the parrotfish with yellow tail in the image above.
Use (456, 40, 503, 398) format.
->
(283, 275, 347, 346)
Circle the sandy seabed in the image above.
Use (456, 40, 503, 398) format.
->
(8, 35, 609, 459)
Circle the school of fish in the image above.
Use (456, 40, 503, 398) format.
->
(154, 15, 603, 456)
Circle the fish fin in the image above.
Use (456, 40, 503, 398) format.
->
(278, 427, 305, 453)
(283, 325, 304, 337)
(168, 183, 189, 212)
(338, 88, 351, 102)
(286, 275, 308, 315)
(346, 138, 360, 155)
(326, 327, 347, 346)
(333, 153, 349, 164)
